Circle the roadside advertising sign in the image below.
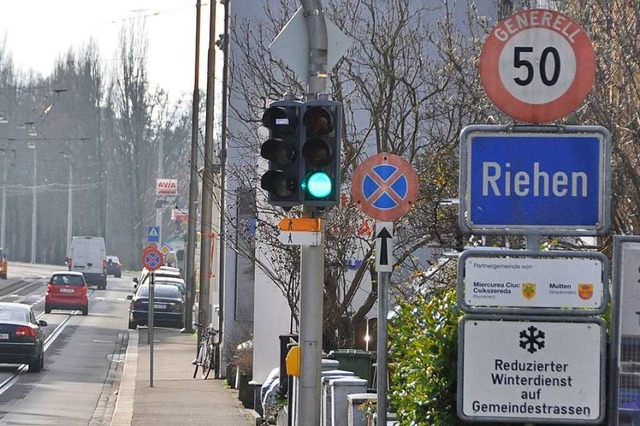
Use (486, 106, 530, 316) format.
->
(458, 249, 608, 315)
(458, 316, 605, 423)
(156, 178, 178, 196)
(458, 125, 611, 235)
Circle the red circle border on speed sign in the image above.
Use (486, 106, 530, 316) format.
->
(480, 9, 595, 123)
(351, 153, 418, 221)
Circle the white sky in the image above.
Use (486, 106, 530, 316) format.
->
(0, 0, 210, 102)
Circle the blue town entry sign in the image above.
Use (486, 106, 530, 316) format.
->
(458, 125, 611, 236)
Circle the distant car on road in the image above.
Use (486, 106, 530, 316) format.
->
(106, 255, 122, 278)
(127, 283, 184, 330)
(133, 266, 182, 292)
(0, 302, 47, 372)
(45, 271, 89, 315)
(67, 236, 107, 290)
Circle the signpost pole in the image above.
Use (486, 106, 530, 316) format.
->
(377, 270, 389, 425)
(149, 272, 155, 388)
(141, 246, 162, 388)
(297, 1, 327, 424)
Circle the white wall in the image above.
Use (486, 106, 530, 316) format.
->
(252, 245, 293, 383)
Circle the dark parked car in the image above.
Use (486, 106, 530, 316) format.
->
(106, 255, 122, 278)
(0, 302, 47, 372)
(45, 271, 89, 315)
(127, 284, 184, 330)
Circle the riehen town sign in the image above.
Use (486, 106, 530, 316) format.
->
(458, 125, 611, 235)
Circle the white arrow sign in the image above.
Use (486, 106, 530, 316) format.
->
(278, 231, 323, 246)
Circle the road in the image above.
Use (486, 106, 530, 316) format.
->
(0, 262, 132, 425)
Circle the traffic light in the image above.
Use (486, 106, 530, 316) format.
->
(260, 100, 304, 208)
(300, 100, 343, 209)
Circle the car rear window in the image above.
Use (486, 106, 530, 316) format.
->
(51, 274, 85, 286)
(137, 285, 180, 298)
(0, 308, 29, 322)
(156, 280, 185, 290)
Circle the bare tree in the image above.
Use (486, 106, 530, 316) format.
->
(225, 0, 500, 350)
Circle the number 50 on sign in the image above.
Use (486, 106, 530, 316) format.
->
(480, 9, 595, 124)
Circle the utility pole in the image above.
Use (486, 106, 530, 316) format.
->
(28, 145, 37, 263)
(183, 0, 202, 335)
(298, 1, 328, 425)
(216, 0, 231, 377)
(198, 0, 219, 331)
(65, 153, 74, 252)
(0, 149, 10, 250)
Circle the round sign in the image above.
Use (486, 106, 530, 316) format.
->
(142, 247, 164, 271)
(480, 9, 595, 123)
(351, 153, 418, 221)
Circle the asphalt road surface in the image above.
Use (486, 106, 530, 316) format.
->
(0, 262, 132, 425)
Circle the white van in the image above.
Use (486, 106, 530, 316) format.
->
(67, 236, 107, 289)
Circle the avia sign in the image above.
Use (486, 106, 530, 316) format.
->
(156, 179, 178, 196)
(458, 125, 611, 235)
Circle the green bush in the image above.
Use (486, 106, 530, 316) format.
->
(389, 286, 463, 426)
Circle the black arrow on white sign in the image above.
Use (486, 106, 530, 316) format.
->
(375, 222, 394, 272)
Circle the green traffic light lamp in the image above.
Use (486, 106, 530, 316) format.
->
(302, 171, 332, 199)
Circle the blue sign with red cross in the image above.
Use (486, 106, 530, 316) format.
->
(351, 153, 418, 221)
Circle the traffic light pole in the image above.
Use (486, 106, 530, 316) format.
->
(298, 1, 328, 425)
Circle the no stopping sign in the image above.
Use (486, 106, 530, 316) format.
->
(480, 9, 595, 123)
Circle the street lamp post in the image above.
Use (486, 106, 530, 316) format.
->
(28, 145, 37, 263)
(60, 151, 74, 251)
(0, 149, 10, 249)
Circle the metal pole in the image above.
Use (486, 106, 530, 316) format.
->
(1, 152, 7, 249)
(156, 125, 164, 246)
(377, 271, 389, 425)
(298, 242, 324, 426)
(183, 0, 202, 336)
(149, 272, 155, 387)
(66, 160, 73, 252)
(216, 0, 231, 378)
(30, 148, 37, 263)
(297, 1, 328, 424)
(198, 0, 218, 331)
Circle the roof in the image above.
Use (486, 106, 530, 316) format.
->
(51, 270, 84, 277)
(0, 302, 29, 310)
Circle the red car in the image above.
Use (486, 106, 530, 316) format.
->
(45, 271, 89, 315)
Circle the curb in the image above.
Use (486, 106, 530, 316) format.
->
(110, 330, 138, 426)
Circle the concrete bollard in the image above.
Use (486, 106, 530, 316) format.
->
(329, 377, 368, 426)
(347, 393, 377, 426)
(321, 370, 355, 426)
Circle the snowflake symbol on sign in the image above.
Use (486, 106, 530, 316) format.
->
(519, 326, 545, 354)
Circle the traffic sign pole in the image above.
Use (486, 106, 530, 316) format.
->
(149, 272, 155, 388)
(351, 154, 418, 425)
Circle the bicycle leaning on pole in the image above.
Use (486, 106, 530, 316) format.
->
(193, 323, 219, 379)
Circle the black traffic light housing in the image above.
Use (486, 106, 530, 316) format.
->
(260, 100, 304, 208)
(300, 100, 343, 209)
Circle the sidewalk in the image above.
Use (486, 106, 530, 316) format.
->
(111, 327, 258, 426)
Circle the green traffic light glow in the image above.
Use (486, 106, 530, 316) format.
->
(303, 171, 332, 198)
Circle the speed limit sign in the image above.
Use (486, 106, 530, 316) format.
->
(480, 9, 595, 123)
